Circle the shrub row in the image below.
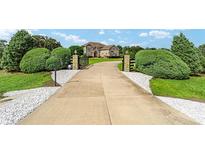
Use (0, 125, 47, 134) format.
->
(20, 47, 71, 73)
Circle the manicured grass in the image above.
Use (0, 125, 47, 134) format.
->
(150, 76, 205, 101)
(118, 63, 122, 71)
(89, 58, 122, 65)
(0, 70, 54, 97)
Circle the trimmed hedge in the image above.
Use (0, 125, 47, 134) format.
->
(135, 50, 191, 79)
(46, 47, 71, 71)
(20, 48, 50, 73)
(46, 56, 61, 71)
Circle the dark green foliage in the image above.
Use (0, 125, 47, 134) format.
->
(116, 45, 123, 57)
(20, 48, 50, 73)
(122, 46, 144, 58)
(171, 33, 202, 74)
(0, 40, 7, 69)
(46, 47, 71, 71)
(135, 50, 191, 79)
(33, 35, 62, 51)
(46, 56, 61, 71)
(145, 47, 157, 50)
(69, 45, 84, 56)
(79, 54, 89, 68)
(199, 44, 205, 56)
(158, 48, 170, 51)
(197, 47, 205, 72)
(198, 44, 205, 72)
(1, 30, 34, 71)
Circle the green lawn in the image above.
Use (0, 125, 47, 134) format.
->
(0, 70, 53, 98)
(118, 63, 122, 71)
(89, 58, 122, 65)
(150, 76, 205, 101)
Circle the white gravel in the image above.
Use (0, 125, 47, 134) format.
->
(122, 71, 205, 124)
(157, 96, 205, 124)
(0, 69, 80, 125)
(51, 70, 80, 86)
(122, 72, 152, 93)
(0, 87, 59, 125)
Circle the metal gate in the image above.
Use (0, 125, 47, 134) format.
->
(122, 56, 135, 72)
(79, 55, 89, 69)
(130, 58, 135, 72)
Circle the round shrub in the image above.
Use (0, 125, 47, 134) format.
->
(46, 56, 61, 71)
(20, 48, 50, 73)
(135, 50, 191, 79)
(46, 47, 71, 70)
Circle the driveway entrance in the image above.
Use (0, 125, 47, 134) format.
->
(19, 62, 197, 124)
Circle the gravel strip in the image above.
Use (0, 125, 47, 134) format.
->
(156, 96, 205, 124)
(122, 71, 205, 124)
(0, 69, 80, 125)
(122, 72, 152, 93)
(51, 70, 80, 86)
(0, 87, 59, 125)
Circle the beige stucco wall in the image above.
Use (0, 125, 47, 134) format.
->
(110, 50, 119, 57)
(100, 50, 110, 57)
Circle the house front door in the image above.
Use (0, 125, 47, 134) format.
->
(94, 51, 98, 57)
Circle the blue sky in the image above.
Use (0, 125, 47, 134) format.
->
(0, 29, 205, 48)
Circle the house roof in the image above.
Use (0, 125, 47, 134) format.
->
(83, 42, 119, 51)
(100, 45, 114, 50)
(83, 42, 105, 48)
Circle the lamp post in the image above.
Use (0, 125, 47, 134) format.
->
(54, 68, 57, 86)
(68, 64, 72, 70)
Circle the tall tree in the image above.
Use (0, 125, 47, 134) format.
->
(171, 33, 202, 74)
(199, 44, 205, 56)
(122, 45, 144, 58)
(0, 40, 7, 58)
(116, 45, 123, 57)
(1, 30, 34, 71)
(198, 44, 205, 72)
(0, 40, 7, 69)
(69, 45, 84, 56)
(33, 35, 62, 51)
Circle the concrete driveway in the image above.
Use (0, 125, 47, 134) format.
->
(19, 62, 197, 124)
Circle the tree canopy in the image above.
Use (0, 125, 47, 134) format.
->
(69, 45, 84, 55)
(122, 46, 144, 58)
(171, 33, 202, 74)
(33, 35, 62, 51)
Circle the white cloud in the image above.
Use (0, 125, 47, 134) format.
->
(119, 40, 126, 44)
(99, 29, 105, 35)
(0, 29, 17, 40)
(26, 29, 39, 35)
(149, 30, 171, 39)
(0, 29, 40, 41)
(130, 43, 140, 46)
(52, 32, 87, 44)
(38, 33, 46, 36)
(114, 30, 121, 34)
(108, 38, 115, 42)
(139, 32, 148, 37)
(139, 30, 171, 39)
(101, 41, 108, 45)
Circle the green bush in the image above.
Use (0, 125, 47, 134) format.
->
(20, 48, 50, 73)
(135, 50, 191, 79)
(46, 56, 61, 71)
(46, 47, 71, 70)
